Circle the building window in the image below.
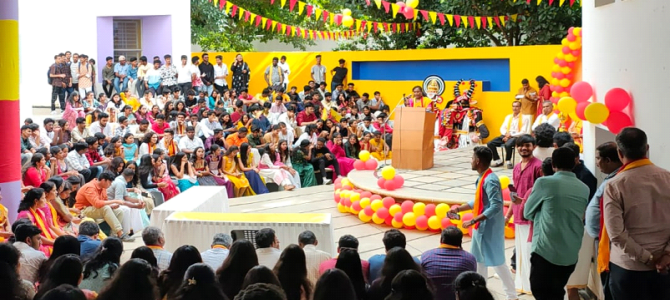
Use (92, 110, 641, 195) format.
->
(113, 19, 142, 61)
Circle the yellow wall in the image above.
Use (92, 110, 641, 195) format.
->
(194, 45, 559, 140)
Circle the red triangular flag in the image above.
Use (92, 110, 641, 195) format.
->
(313, 30, 317, 39)
(266, 19, 272, 30)
(438, 13, 445, 25)
(304, 29, 308, 38)
(409, 23, 413, 30)
(420, 10, 429, 21)
(289, 0, 298, 11)
(527, 0, 531, 3)
(219, 0, 226, 10)
(494, 16, 501, 28)
(569, 0, 576, 6)
(549, 0, 554, 4)
(505, 16, 509, 22)
(255, 15, 261, 27)
(361, 20, 367, 30)
(468, 16, 475, 28)
(373, 21, 378, 33)
(286, 25, 292, 36)
(244, 11, 251, 22)
(270, 0, 275, 4)
(481, 16, 487, 28)
(366, 0, 371, 6)
(323, 11, 329, 23)
(306, 5, 313, 17)
(391, 23, 396, 32)
(277, 23, 282, 33)
(454, 15, 461, 27)
(382, 1, 390, 13)
(231, 5, 238, 18)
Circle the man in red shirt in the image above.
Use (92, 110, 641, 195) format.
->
(319, 234, 370, 281)
(84, 136, 110, 174)
(151, 114, 171, 137)
(297, 102, 318, 127)
(230, 100, 245, 124)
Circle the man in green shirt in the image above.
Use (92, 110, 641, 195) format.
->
(523, 147, 589, 300)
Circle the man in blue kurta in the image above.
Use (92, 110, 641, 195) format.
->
(449, 146, 518, 300)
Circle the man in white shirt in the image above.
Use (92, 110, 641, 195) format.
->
(531, 101, 560, 130)
(201, 233, 232, 270)
(200, 112, 222, 138)
(486, 100, 531, 168)
(213, 55, 229, 95)
(142, 226, 173, 271)
(70, 53, 80, 94)
(177, 55, 194, 97)
(178, 126, 204, 155)
(278, 55, 291, 90)
(13, 224, 47, 283)
(299, 230, 332, 286)
(255, 228, 282, 269)
(89, 112, 113, 142)
(311, 55, 326, 84)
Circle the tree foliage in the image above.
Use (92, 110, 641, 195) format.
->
(190, 0, 581, 51)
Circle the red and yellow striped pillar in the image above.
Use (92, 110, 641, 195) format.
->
(0, 0, 22, 222)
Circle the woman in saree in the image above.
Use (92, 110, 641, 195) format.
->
(170, 152, 200, 193)
(62, 92, 86, 130)
(205, 144, 236, 199)
(17, 188, 56, 256)
(222, 146, 252, 197)
(49, 177, 80, 234)
(238, 143, 269, 195)
(39, 181, 70, 238)
(259, 143, 298, 191)
(291, 139, 318, 188)
(138, 154, 178, 202)
(369, 131, 392, 161)
(138, 132, 159, 157)
(121, 133, 139, 162)
(192, 147, 231, 188)
(327, 133, 355, 176)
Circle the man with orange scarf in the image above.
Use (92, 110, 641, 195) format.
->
(600, 128, 670, 299)
(449, 147, 518, 300)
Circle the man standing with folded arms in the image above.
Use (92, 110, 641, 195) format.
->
(601, 127, 670, 299)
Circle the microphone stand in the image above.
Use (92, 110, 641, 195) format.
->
(376, 95, 408, 170)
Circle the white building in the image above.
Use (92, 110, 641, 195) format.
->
(18, 0, 191, 120)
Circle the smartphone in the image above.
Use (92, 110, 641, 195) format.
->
(508, 184, 518, 200)
(447, 212, 461, 220)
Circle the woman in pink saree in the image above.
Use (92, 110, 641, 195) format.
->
(16, 188, 56, 256)
(62, 92, 86, 129)
(327, 132, 355, 176)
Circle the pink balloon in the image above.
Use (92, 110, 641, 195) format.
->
(377, 177, 386, 189)
(377, 207, 390, 219)
(403, 6, 414, 19)
(461, 212, 473, 223)
(550, 97, 560, 104)
(334, 177, 343, 184)
(382, 197, 395, 208)
(384, 180, 397, 191)
(441, 217, 451, 229)
(424, 204, 436, 217)
(351, 201, 361, 211)
(568, 27, 575, 35)
(606, 111, 633, 134)
(567, 34, 576, 42)
(396, 1, 406, 7)
(361, 191, 372, 199)
(415, 215, 428, 228)
(571, 81, 594, 103)
(385, 216, 393, 226)
(553, 58, 560, 64)
(401, 201, 414, 214)
(334, 193, 341, 203)
(555, 73, 565, 80)
(572, 50, 581, 57)
(605, 88, 632, 111)
(334, 14, 343, 25)
(502, 188, 511, 201)
(342, 198, 351, 207)
(394, 212, 404, 222)
(575, 101, 589, 120)
(365, 159, 378, 170)
(567, 62, 575, 69)
(393, 175, 405, 188)
(565, 73, 574, 80)
(353, 160, 366, 170)
(370, 194, 382, 201)
(363, 206, 374, 216)
(562, 47, 571, 54)
(558, 60, 567, 67)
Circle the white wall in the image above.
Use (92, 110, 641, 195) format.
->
(18, 0, 191, 120)
(191, 38, 340, 53)
(582, 0, 670, 170)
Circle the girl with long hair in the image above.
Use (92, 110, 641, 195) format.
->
(122, 133, 139, 162)
(170, 152, 200, 192)
(384, 270, 434, 300)
(139, 132, 159, 157)
(205, 144, 235, 198)
(291, 139, 317, 188)
(327, 133, 355, 176)
(219, 112, 236, 136)
(312, 269, 357, 300)
(238, 143, 269, 195)
(453, 271, 494, 300)
(135, 104, 150, 124)
(138, 154, 178, 202)
(63, 92, 86, 130)
(51, 146, 77, 180)
(367, 248, 421, 300)
(16, 188, 55, 255)
(259, 143, 298, 191)
(221, 146, 251, 197)
(107, 157, 125, 177)
(216, 239, 259, 299)
(175, 100, 187, 114)
(37, 182, 69, 239)
(192, 147, 231, 189)
(273, 244, 313, 300)
(130, 246, 160, 277)
(241, 265, 281, 290)
(173, 263, 228, 300)
(80, 237, 123, 293)
(0, 243, 34, 300)
(162, 102, 176, 120)
(52, 119, 73, 148)
(148, 104, 161, 124)
(96, 258, 159, 300)
(23, 153, 47, 187)
(35, 254, 97, 300)
(36, 235, 80, 284)
(335, 248, 368, 300)
(109, 93, 125, 110)
(536, 76, 551, 117)
(237, 113, 252, 131)
(158, 245, 203, 300)
(231, 53, 250, 93)
(345, 134, 361, 159)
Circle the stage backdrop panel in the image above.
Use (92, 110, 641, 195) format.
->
(149, 186, 229, 230)
(163, 212, 335, 255)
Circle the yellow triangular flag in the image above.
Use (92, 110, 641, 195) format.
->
(414, 9, 419, 19)
(262, 17, 268, 28)
(280, 0, 287, 8)
(356, 20, 362, 31)
(391, 3, 400, 18)
(446, 14, 454, 26)
(330, 13, 334, 25)
(291, 27, 296, 36)
(461, 15, 468, 28)
(298, 2, 305, 15)
(559, 0, 566, 5)
(487, 16, 493, 29)
(214, 0, 219, 6)
(238, 8, 244, 20)
(272, 21, 277, 32)
(429, 11, 437, 24)
(225, 1, 233, 14)
(367, 22, 372, 33)
(249, 13, 256, 24)
(405, 23, 409, 32)
(475, 16, 481, 29)
(374, 0, 382, 8)
(309, 29, 313, 39)
(315, 8, 322, 20)
(537, 0, 542, 4)
(511, 14, 518, 22)
(500, 16, 506, 27)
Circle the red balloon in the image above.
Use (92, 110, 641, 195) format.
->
(363, 206, 374, 216)
(404, 225, 415, 230)
(461, 212, 473, 223)
(334, 183, 342, 190)
(351, 201, 362, 212)
(554, 86, 565, 93)
(575, 101, 589, 120)
(606, 111, 633, 134)
(450, 204, 459, 210)
(377, 177, 386, 189)
(441, 218, 451, 229)
(567, 34, 576, 42)
(365, 159, 378, 170)
(353, 160, 366, 170)
(565, 73, 574, 80)
(384, 180, 397, 191)
(572, 50, 581, 57)
(553, 58, 560, 64)
(567, 62, 575, 69)
(415, 215, 428, 228)
(562, 47, 571, 54)
(382, 197, 395, 208)
(403, 6, 414, 19)
(401, 201, 414, 214)
(502, 188, 511, 201)
(394, 212, 404, 222)
(377, 207, 390, 219)
(571, 81, 594, 103)
(342, 198, 351, 207)
(361, 191, 372, 199)
(385, 216, 393, 226)
(334, 177, 343, 185)
(393, 175, 405, 188)
(568, 27, 575, 35)
(605, 88, 632, 111)
(342, 185, 353, 191)
(555, 73, 565, 79)
(370, 194, 382, 201)
(558, 60, 567, 67)
(334, 193, 341, 203)
(424, 204, 436, 217)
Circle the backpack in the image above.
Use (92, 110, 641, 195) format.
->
(47, 67, 52, 85)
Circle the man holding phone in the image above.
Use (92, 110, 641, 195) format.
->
(506, 134, 543, 295)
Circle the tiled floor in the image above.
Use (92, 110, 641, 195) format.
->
(122, 147, 530, 299)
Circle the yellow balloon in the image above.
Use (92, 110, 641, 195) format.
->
(558, 97, 577, 114)
(350, 193, 361, 202)
(561, 38, 569, 46)
(504, 226, 515, 239)
(403, 212, 417, 226)
(359, 150, 371, 162)
(371, 199, 384, 211)
(359, 210, 372, 222)
(551, 65, 561, 73)
(552, 91, 559, 98)
(584, 102, 610, 124)
(559, 92, 570, 98)
(381, 166, 396, 180)
(435, 203, 449, 219)
(389, 204, 402, 216)
(557, 53, 565, 60)
(341, 178, 351, 187)
(573, 27, 582, 36)
(560, 67, 572, 75)
(499, 176, 510, 190)
(559, 78, 571, 88)
(451, 218, 462, 226)
(341, 8, 352, 16)
(565, 54, 576, 62)
(342, 15, 354, 27)
(339, 191, 348, 199)
(360, 198, 371, 208)
(569, 112, 580, 122)
(392, 219, 404, 228)
(428, 216, 441, 230)
(337, 203, 348, 213)
(568, 42, 581, 50)
(334, 188, 341, 195)
(551, 78, 559, 86)
(372, 213, 385, 224)
(413, 202, 426, 216)
(406, 0, 419, 8)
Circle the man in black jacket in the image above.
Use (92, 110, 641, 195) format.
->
(310, 138, 340, 185)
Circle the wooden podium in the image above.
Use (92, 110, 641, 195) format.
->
(391, 107, 435, 170)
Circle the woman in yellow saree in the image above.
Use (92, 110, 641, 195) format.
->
(221, 146, 253, 197)
(17, 188, 56, 256)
